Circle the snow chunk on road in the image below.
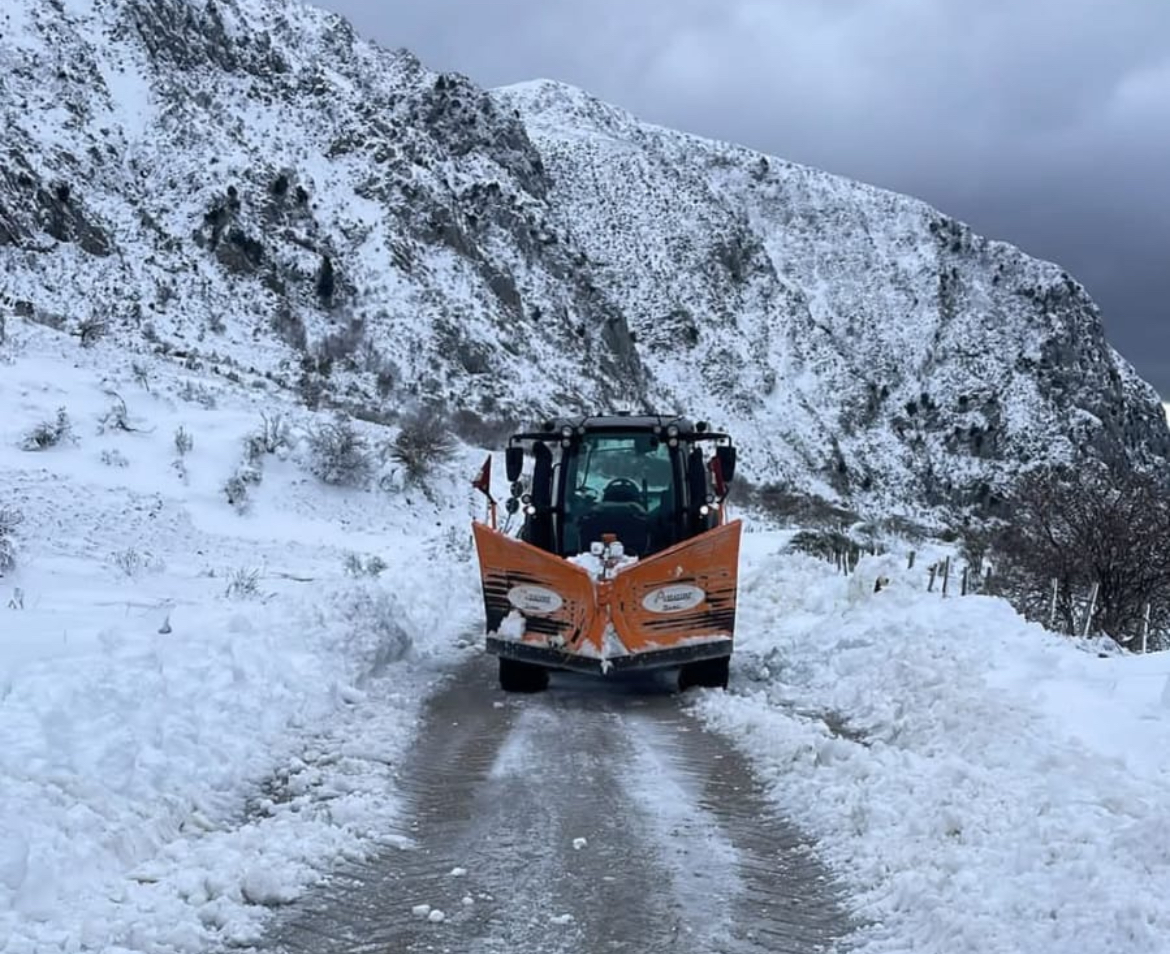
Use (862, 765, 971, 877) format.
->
(572, 837, 588, 850)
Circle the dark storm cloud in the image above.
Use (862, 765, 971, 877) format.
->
(315, 0, 1170, 396)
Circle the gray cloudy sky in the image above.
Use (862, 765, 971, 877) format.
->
(315, 0, 1169, 397)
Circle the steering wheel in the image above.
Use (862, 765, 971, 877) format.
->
(602, 477, 643, 505)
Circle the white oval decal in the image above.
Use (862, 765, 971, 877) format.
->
(507, 584, 564, 615)
(642, 584, 706, 614)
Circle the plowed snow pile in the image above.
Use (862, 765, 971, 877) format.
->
(699, 536, 1170, 954)
(0, 324, 480, 952)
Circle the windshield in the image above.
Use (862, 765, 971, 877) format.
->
(562, 432, 677, 557)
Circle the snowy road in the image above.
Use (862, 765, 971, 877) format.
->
(264, 658, 850, 953)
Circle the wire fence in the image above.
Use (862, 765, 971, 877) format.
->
(820, 544, 1162, 652)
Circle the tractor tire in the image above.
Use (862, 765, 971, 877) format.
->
(498, 657, 550, 693)
(679, 655, 730, 691)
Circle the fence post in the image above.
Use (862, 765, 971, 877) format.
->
(1142, 603, 1151, 653)
(941, 556, 951, 597)
(960, 565, 969, 596)
(1049, 578, 1058, 628)
(928, 564, 937, 592)
(984, 567, 993, 595)
(907, 551, 916, 570)
(1081, 582, 1099, 638)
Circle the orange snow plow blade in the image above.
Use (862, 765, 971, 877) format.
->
(472, 521, 742, 674)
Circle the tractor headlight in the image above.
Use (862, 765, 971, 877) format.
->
(590, 541, 605, 556)
(609, 541, 625, 558)
(561, 425, 574, 438)
(666, 424, 679, 438)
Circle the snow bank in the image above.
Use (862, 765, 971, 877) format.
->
(0, 325, 479, 952)
(697, 534, 1170, 953)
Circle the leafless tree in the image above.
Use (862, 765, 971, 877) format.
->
(993, 464, 1170, 644)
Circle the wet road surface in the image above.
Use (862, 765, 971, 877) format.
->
(263, 657, 852, 953)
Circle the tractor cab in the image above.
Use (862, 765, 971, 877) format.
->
(502, 415, 737, 560)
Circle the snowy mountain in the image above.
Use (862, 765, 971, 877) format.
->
(2, 0, 1167, 521)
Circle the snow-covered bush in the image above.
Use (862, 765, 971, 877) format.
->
(109, 547, 165, 578)
(0, 506, 21, 573)
(244, 412, 292, 462)
(98, 391, 142, 434)
(174, 426, 194, 457)
(21, 407, 72, 450)
(224, 566, 261, 599)
(389, 407, 456, 484)
(343, 553, 387, 578)
(224, 467, 261, 513)
(177, 381, 218, 409)
(449, 408, 519, 449)
(306, 414, 373, 487)
(75, 315, 107, 348)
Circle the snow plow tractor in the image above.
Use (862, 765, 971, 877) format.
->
(471, 414, 742, 693)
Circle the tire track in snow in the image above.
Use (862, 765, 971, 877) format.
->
(264, 658, 850, 953)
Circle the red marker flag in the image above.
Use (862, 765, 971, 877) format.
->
(708, 455, 727, 499)
(472, 454, 492, 497)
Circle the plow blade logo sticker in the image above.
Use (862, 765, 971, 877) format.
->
(507, 584, 564, 615)
(641, 584, 706, 614)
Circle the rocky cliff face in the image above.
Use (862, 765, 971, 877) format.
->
(2, 0, 1165, 520)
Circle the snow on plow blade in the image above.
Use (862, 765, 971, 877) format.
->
(472, 521, 742, 674)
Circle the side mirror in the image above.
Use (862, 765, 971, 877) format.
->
(716, 445, 737, 483)
(505, 445, 524, 482)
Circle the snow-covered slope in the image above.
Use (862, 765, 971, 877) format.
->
(0, 320, 482, 950)
(1, 0, 1166, 523)
(496, 79, 1170, 510)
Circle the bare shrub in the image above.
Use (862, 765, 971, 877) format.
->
(244, 413, 292, 462)
(731, 478, 859, 527)
(343, 553, 388, 578)
(994, 465, 1170, 644)
(224, 566, 261, 599)
(449, 408, 520, 449)
(307, 415, 373, 487)
(76, 315, 108, 348)
(389, 408, 456, 483)
(224, 466, 261, 512)
(101, 449, 130, 468)
(0, 507, 22, 574)
(786, 528, 876, 569)
(174, 426, 194, 457)
(131, 362, 152, 391)
(21, 407, 72, 451)
(98, 391, 149, 434)
(110, 547, 165, 578)
(178, 381, 218, 409)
